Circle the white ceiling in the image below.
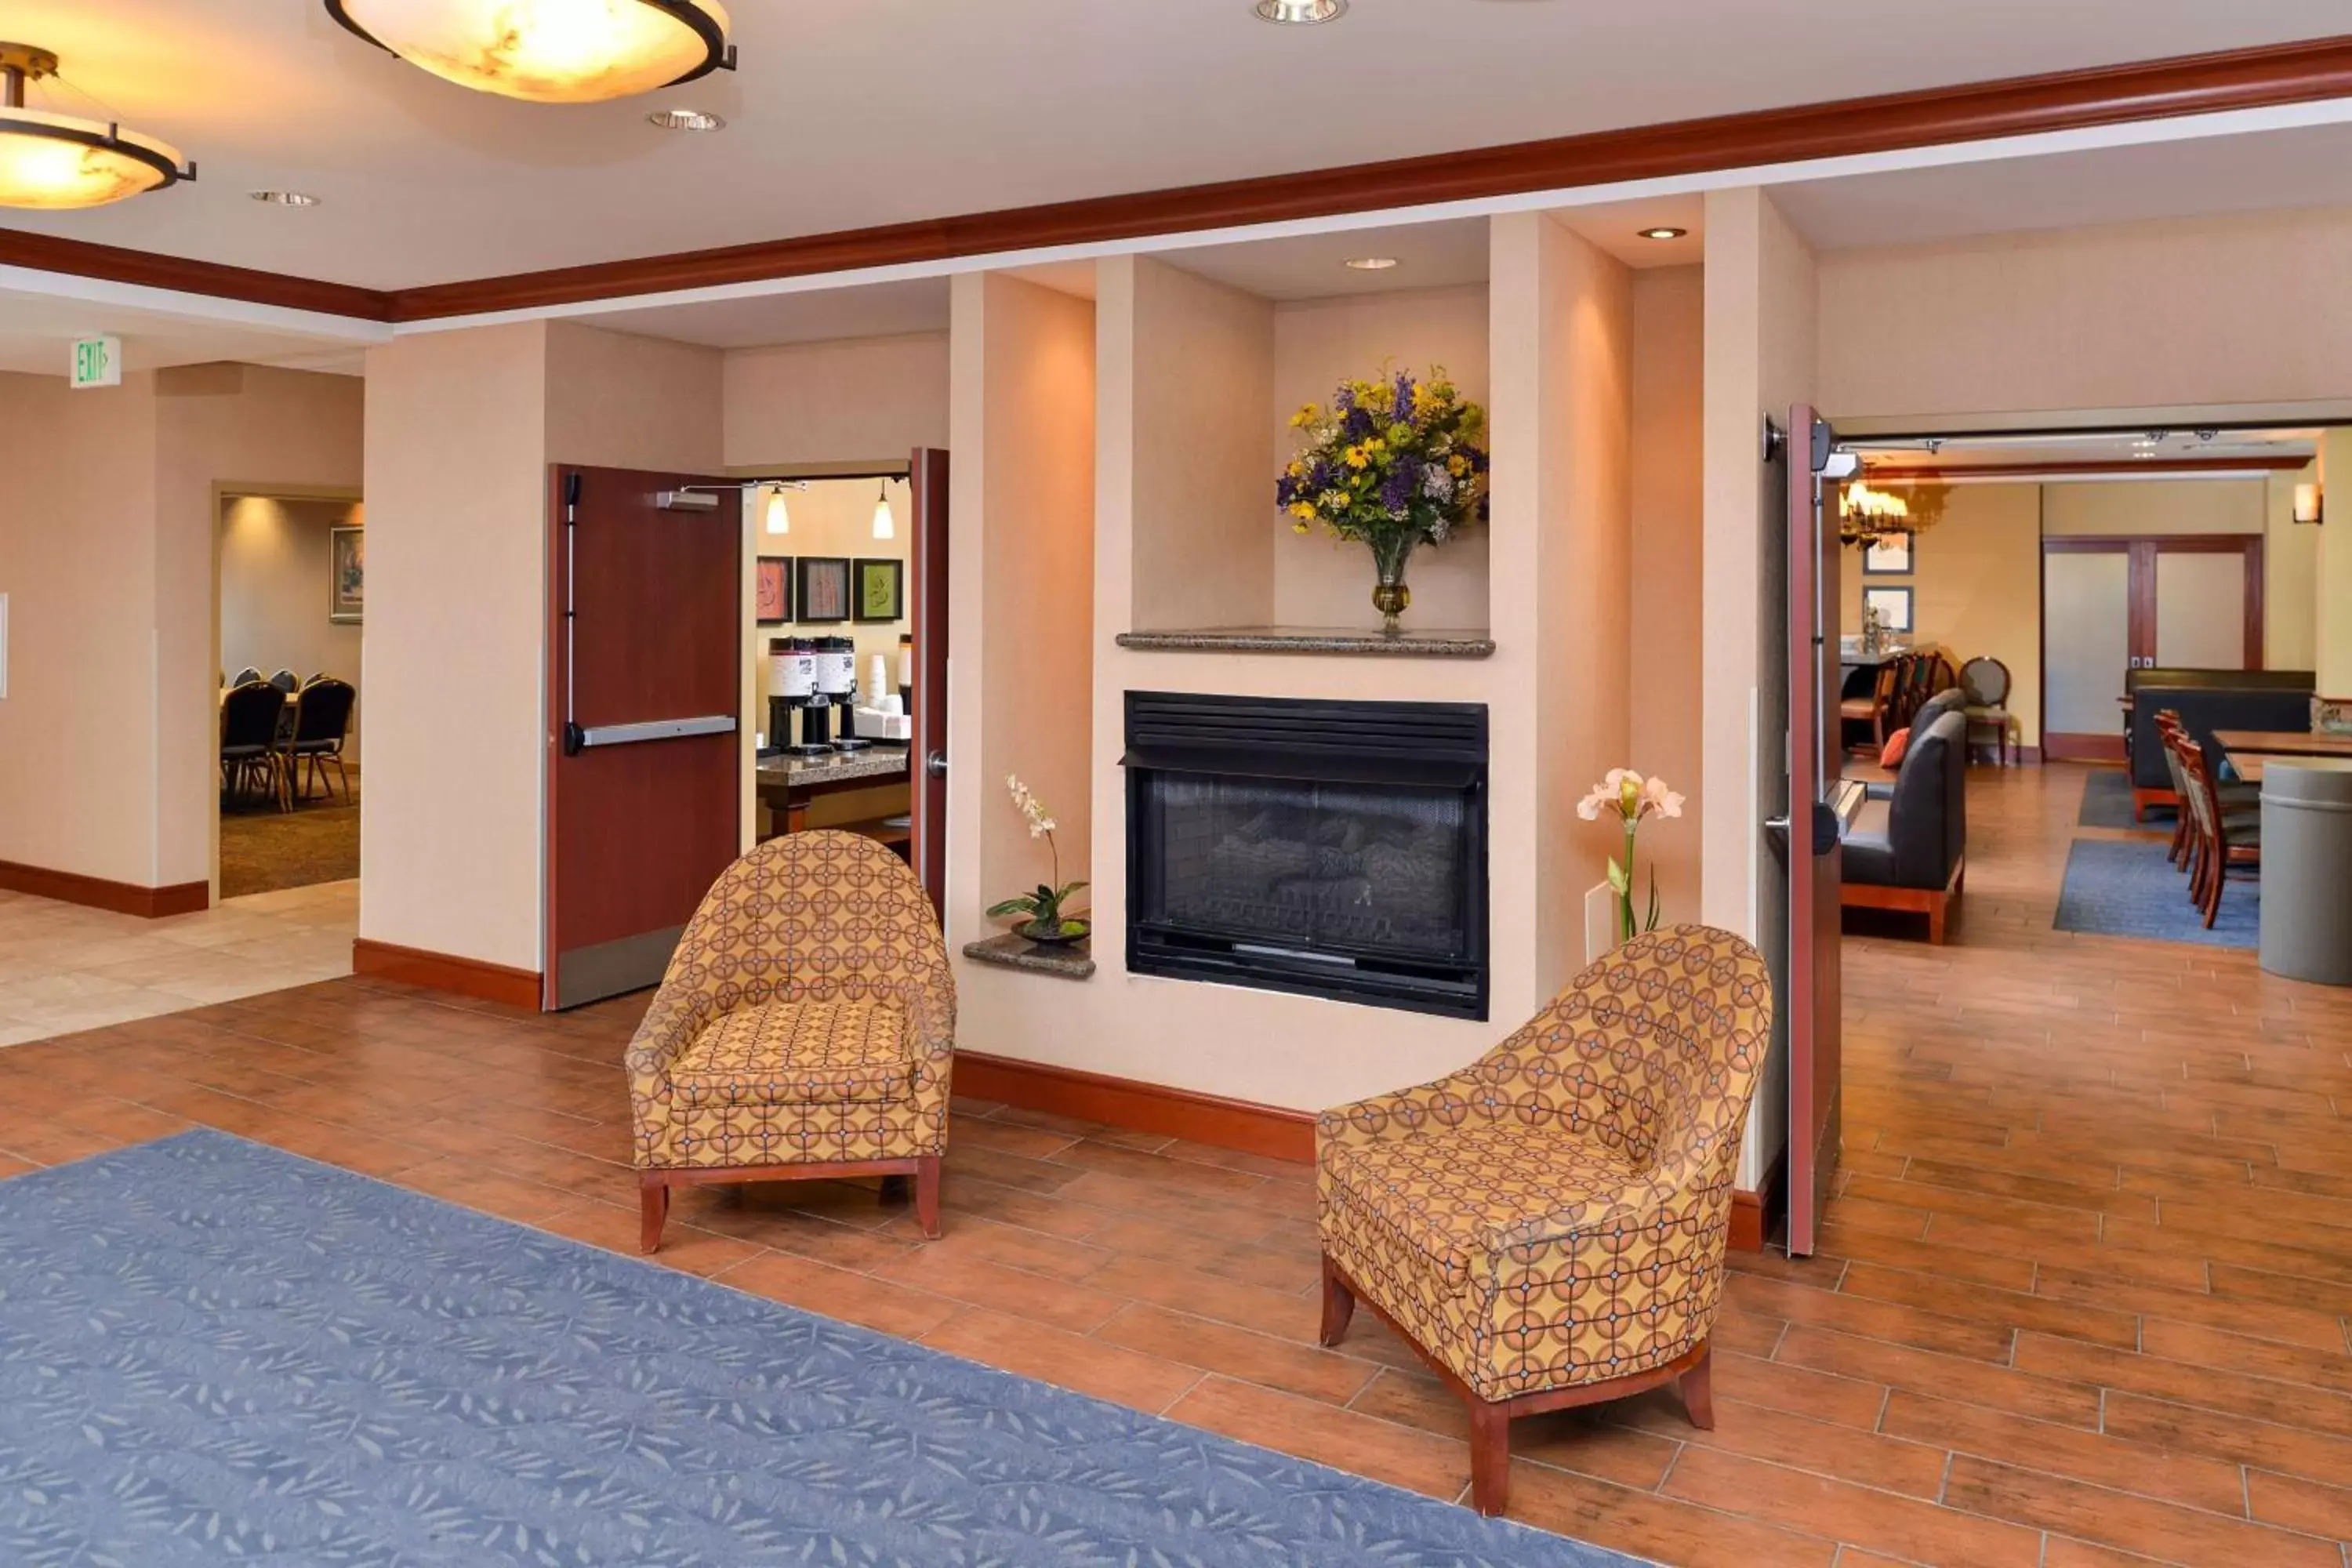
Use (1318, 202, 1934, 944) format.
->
(0, 2, 2347, 289)
(591, 277, 950, 349)
(1162, 220, 1492, 302)
(0, 286, 369, 376)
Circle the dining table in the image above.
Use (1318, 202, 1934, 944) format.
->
(2212, 729, 2352, 758)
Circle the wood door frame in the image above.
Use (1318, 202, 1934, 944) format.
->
(2038, 532, 2265, 762)
(909, 448, 950, 916)
(1784, 408, 1844, 1258)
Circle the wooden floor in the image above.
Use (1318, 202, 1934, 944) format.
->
(2, 764, 2347, 1566)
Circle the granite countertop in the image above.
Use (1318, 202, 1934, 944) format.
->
(1115, 626, 1496, 658)
(755, 748, 911, 789)
(962, 933, 1096, 979)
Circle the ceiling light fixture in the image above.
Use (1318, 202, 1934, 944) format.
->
(1345, 256, 1399, 271)
(323, 0, 736, 104)
(1637, 227, 1688, 241)
(648, 106, 724, 131)
(1256, 0, 1347, 23)
(872, 481, 896, 542)
(764, 484, 791, 536)
(249, 189, 319, 206)
(0, 42, 193, 210)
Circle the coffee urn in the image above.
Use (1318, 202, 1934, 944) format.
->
(771, 637, 828, 757)
(803, 635, 858, 752)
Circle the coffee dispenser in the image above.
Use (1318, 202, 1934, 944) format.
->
(802, 634, 859, 752)
(771, 637, 829, 757)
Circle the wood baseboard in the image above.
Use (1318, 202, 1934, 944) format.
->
(0, 860, 208, 919)
(351, 938, 543, 1010)
(1730, 1144, 1789, 1254)
(955, 1051, 1316, 1163)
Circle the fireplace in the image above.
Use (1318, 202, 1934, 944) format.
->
(1123, 691, 1488, 1019)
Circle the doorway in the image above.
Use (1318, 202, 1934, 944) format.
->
(2042, 533, 2264, 761)
(212, 488, 365, 901)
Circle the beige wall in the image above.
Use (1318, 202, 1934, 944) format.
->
(1272, 285, 1490, 630)
(219, 495, 365, 761)
(2040, 478, 2265, 537)
(724, 332, 950, 470)
(2266, 466, 2319, 673)
(1840, 485, 2045, 746)
(2319, 432, 2352, 696)
(545, 321, 722, 472)
(1117, 256, 1276, 631)
(1819, 206, 2352, 426)
(1628, 266, 1705, 919)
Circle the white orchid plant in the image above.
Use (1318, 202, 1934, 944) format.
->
(1577, 769, 1686, 944)
(988, 775, 1091, 941)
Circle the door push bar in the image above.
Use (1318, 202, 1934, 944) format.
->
(571, 714, 738, 751)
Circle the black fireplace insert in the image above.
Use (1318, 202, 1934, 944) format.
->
(1123, 691, 1488, 1019)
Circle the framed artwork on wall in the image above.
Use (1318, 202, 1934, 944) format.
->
(755, 557, 793, 625)
(328, 526, 365, 624)
(1863, 585, 1915, 633)
(796, 557, 852, 624)
(1862, 532, 1915, 575)
(853, 558, 904, 622)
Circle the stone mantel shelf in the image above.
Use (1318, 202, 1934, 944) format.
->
(962, 935, 1097, 980)
(1115, 627, 1495, 659)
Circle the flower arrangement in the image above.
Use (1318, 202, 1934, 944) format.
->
(987, 775, 1090, 945)
(1577, 769, 1685, 944)
(1277, 365, 1489, 631)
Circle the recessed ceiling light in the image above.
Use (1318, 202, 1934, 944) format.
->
(1345, 256, 1399, 271)
(648, 107, 725, 132)
(1256, 0, 1347, 23)
(1637, 227, 1688, 241)
(249, 189, 319, 206)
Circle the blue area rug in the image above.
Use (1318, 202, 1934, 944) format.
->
(0, 1131, 1642, 1567)
(2054, 837, 2259, 949)
(2077, 767, 2165, 830)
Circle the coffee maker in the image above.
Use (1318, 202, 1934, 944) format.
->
(803, 635, 861, 752)
(768, 637, 826, 757)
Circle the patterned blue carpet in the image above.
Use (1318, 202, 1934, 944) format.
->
(2054, 837, 2259, 949)
(2076, 767, 2165, 831)
(0, 1132, 1642, 1568)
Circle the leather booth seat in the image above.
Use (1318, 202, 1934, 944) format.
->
(1843, 710, 1967, 942)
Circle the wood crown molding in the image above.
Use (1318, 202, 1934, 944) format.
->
(5, 35, 2352, 325)
(0, 860, 209, 919)
(351, 938, 543, 1009)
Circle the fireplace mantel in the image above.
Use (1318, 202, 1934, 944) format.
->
(1116, 627, 1495, 658)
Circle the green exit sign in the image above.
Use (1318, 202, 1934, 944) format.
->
(71, 336, 121, 389)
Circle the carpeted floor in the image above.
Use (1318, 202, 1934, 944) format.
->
(2074, 766, 2166, 831)
(2053, 836, 2259, 949)
(219, 769, 358, 899)
(0, 1131, 1639, 1568)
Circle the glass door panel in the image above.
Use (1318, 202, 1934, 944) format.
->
(2044, 549, 2132, 736)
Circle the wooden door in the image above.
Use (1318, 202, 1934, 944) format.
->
(1786, 408, 1846, 1258)
(2041, 534, 2263, 761)
(546, 465, 742, 1010)
(909, 448, 950, 915)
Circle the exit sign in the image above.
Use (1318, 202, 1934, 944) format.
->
(71, 336, 121, 389)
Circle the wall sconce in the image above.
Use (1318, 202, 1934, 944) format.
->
(2294, 483, 2325, 526)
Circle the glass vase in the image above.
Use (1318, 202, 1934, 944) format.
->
(1367, 532, 1416, 635)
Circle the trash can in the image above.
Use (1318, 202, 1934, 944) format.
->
(2259, 759, 2352, 986)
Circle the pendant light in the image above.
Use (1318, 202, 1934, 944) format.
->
(763, 483, 790, 536)
(323, 0, 735, 104)
(872, 481, 896, 542)
(0, 44, 193, 210)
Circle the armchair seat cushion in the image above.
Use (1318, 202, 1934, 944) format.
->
(1321, 1123, 1644, 1294)
(672, 998, 911, 1109)
(1842, 799, 1896, 885)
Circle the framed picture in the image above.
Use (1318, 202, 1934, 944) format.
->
(1863, 585, 1915, 634)
(854, 558, 904, 622)
(796, 557, 851, 624)
(328, 526, 365, 624)
(755, 556, 793, 626)
(1862, 531, 1915, 575)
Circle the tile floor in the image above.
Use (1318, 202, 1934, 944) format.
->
(1, 771, 2348, 1566)
(0, 880, 355, 1046)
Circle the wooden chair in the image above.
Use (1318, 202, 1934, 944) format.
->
(1840, 662, 1900, 753)
(627, 831, 956, 1252)
(1958, 656, 2016, 767)
(2170, 728, 2259, 928)
(1316, 927, 1772, 1516)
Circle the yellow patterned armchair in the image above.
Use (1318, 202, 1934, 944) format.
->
(1316, 925, 1771, 1515)
(626, 831, 956, 1252)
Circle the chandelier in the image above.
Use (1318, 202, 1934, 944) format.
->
(325, 0, 735, 104)
(1837, 479, 1948, 546)
(0, 44, 193, 210)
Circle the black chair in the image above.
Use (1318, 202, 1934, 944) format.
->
(289, 679, 357, 804)
(1842, 710, 1967, 942)
(230, 666, 263, 688)
(267, 669, 299, 693)
(220, 682, 290, 811)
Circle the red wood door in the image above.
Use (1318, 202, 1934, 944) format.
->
(909, 448, 950, 915)
(546, 465, 742, 1010)
(1787, 408, 1846, 1257)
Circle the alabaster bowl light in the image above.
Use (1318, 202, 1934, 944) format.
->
(0, 44, 191, 209)
(325, 0, 734, 103)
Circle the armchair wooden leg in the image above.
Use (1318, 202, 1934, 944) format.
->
(1319, 1254, 1356, 1348)
(639, 1178, 669, 1255)
(1467, 1400, 1511, 1516)
(1682, 1342, 1716, 1429)
(913, 1155, 942, 1240)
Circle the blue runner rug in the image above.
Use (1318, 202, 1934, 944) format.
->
(2053, 837, 2259, 949)
(0, 1131, 1642, 1567)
